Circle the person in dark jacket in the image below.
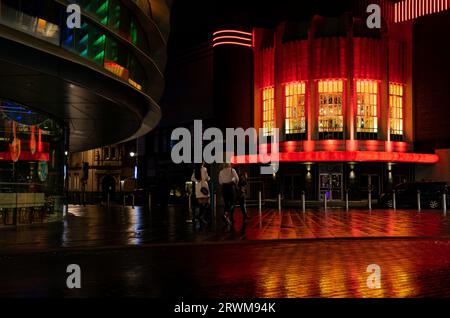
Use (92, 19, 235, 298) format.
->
(236, 169, 249, 222)
(219, 163, 239, 226)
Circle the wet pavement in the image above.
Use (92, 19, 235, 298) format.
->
(1, 238, 450, 297)
(2, 205, 450, 297)
(1, 205, 450, 252)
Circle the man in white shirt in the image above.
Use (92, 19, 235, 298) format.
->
(219, 163, 239, 226)
(219, 163, 239, 185)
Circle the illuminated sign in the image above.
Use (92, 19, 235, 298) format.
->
(212, 30, 253, 48)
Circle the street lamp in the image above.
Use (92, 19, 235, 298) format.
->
(129, 151, 137, 179)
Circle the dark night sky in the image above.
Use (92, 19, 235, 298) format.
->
(167, 0, 354, 53)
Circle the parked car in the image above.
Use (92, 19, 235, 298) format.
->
(379, 182, 448, 209)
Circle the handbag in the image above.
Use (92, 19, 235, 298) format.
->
(200, 186, 209, 196)
(200, 179, 209, 196)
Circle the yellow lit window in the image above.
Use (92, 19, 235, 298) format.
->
(356, 80, 378, 138)
(262, 87, 275, 136)
(285, 82, 306, 135)
(128, 78, 142, 91)
(318, 80, 344, 139)
(389, 83, 404, 138)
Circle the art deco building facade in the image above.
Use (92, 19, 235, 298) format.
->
(139, 0, 450, 206)
(227, 0, 449, 201)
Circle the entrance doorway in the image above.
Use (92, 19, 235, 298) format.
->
(283, 175, 303, 200)
(102, 175, 116, 201)
(360, 174, 380, 199)
(319, 173, 343, 201)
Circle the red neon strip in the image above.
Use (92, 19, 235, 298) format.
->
(415, 0, 418, 18)
(402, 1, 406, 21)
(212, 35, 252, 43)
(213, 30, 253, 37)
(394, 2, 397, 22)
(405, 0, 408, 20)
(231, 151, 439, 164)
(0, 151, 50, 162)
(409, 0, 412, 19)
(213, 41, 253, 48)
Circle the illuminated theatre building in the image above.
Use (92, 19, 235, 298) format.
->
(219, 1, 450, 202)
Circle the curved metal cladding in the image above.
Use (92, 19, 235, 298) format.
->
(0, 0, 171, 151)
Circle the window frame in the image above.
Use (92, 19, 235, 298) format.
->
(262, 86, 275, 137)
(389, 83, 405, 141)
(355, 79, 379, 140)
(284, 82, 307, 140)
(317, 79, 345, 140)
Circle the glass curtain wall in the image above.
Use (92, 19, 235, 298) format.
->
(0, 99, 66, 226)
(0, 0, 149, 91)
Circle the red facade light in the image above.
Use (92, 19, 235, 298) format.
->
(231, 151, 439, 164)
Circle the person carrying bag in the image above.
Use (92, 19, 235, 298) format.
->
(191, 162, 211, 228)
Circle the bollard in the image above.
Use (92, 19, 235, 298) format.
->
(345, 189, 349, 212)
(258, 191, 262, 227)
(258, 191, 262, 214)
(417, 190, 421, 212)
(393, 190, 397, 210)
(123, 195, 126, 208)
(443, 191, 447, 215)
(278, 194, 282, 213)
(213, 192, 217, 225)
(186, 194, 193, 223)
(368, 190, 372, 210)
(188, 194, 192, 213)
(107, 192, 110, 209)
(324, 191, 328, 211)
(132, 194, 135, 209)
(148, 193, 152, 212)
(302, 191, 306, 213)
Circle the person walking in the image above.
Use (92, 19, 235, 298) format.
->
(191, 162, 211, 228)
(236, 169, 248, 222)
(219, 163, 239, 226)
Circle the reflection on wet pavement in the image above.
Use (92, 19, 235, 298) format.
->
(1, 205, 450, 252)
(1, 239, 450, 297)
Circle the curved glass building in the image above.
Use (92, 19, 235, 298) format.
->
(0, 0, 170, 224)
